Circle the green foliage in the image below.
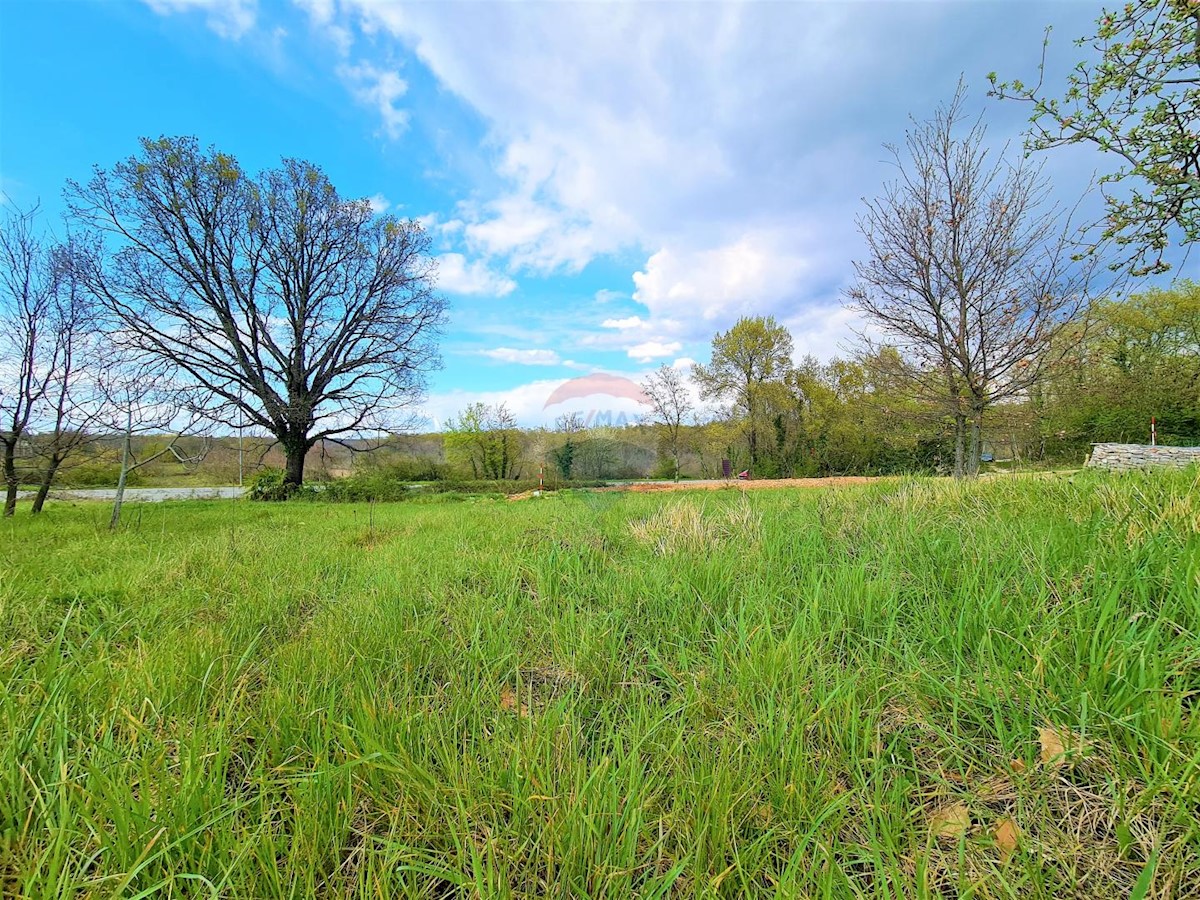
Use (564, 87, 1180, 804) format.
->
(246, 468, 315, 501)
(1034, 281, 1200, 450)
(444, 402, 523, 480)
(551, 439, 576, 479)
(693, 316, 795, 470)
(44, 460, 136, 488)
(991, 1, 1200, 274)
(3, 472, 1199, 894)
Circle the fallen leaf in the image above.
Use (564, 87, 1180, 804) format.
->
(994, 817, 1020, 861)
(1009, 758, 1027, 774)
(499, 686, 529, 717)
(1039, 726, 1067, 766)
(930, 803, 971, 841)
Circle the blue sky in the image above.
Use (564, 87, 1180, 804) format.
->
(1, 0, 1189, 427)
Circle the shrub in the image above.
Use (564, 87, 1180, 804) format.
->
(246, 469, 313, 501)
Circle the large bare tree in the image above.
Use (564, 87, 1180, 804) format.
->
(68, 137, 447, 488)
(846, 86, 1105, 477)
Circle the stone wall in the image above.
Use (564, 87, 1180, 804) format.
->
(1085, 443, 1200, 470)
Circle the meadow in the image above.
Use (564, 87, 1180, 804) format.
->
(1, 471, 1198, 898)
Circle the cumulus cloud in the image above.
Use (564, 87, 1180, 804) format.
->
(478, 347, 561, 366)
(627, 340, 682, 363)
(309, 1, 1044, 336)
(631, 229, 819, 333)
(146, 0, 1104, 362)
(366, 193, 390, 214)
(436, 253, 517, 297)
(419, 375, 649, 429)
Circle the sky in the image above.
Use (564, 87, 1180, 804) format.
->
(1, 0, 1190, 429)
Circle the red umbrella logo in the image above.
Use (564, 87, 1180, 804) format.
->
(542, 373, 651, 409)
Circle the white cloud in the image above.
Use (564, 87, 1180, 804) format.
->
(631, 228, 828, 337)
(339, 62, 409, 139)
(782, 302, 874, 364)
(366, 193, 390, 214)
(143, 0, 256, 37)
(672, 357, 697, 371)
(310, 1, 928, 334)
(161, 0, 1107, 362)
(436, 253, 517, 297)
(601, 316, 644, 330)
(478, 347, 561, 366)
(627, 340, 682, 363)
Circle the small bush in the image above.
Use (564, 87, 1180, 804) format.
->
(246, 469, 316, 501)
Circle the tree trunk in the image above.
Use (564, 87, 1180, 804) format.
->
(952, 412, 967, 479)
(967, 418, 981, 478)
(966, 406, 984, 478)
(30, 455, 64, 514)
(283, 439, 308, 488)
(110, 417, 132, 531)
(2, 441, 17, 517)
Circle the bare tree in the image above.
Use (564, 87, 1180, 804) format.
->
(27, 239, 107, 513)
(846, 84, 1104, 477)
(67, 137, 447, 489)
(641, 363, 693, 480)
(0, 206, 59, 516)
(97, 357, 208, 529)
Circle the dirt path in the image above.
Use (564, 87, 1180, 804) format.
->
(601, 476, 881, 493)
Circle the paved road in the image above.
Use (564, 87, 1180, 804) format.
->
(17, 486, 246, 503)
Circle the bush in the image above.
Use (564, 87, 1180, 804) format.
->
(246, 469, 317, 501)
(322, 471, 416, 502)
(57, 461, 139, 487)
(249, 468, 611, 503)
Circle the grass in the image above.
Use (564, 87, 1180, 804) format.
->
(1, 470, 1198, 898)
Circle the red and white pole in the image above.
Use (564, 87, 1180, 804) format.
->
(1151, 417, 1157, 447)
(539, 463, 544, 491)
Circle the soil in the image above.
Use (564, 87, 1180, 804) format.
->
(602, 477, 881, 493)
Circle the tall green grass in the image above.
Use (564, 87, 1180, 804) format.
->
(1, 470, 1197, 898)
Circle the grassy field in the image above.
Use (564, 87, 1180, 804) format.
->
(2, 472, 1198, 898)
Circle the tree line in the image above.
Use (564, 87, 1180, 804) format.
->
(432, 278, 1197, 486)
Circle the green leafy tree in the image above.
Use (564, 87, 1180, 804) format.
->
(444, 402, 523, 480)
(693, 316, 794, 473)
(990, 1, 1200, 275)
(1039, 281, 1200, 447)
(550, 412, 584, 479)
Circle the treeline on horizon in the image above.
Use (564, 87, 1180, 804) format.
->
(17, 279, 1198, 491)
